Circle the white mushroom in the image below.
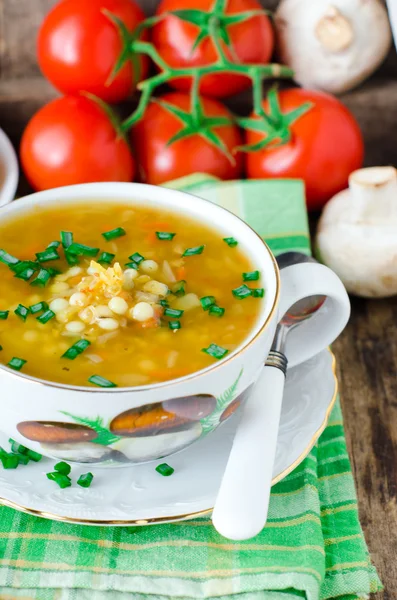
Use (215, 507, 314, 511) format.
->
(316, 166, 397, 298)
(275, 0, 392, 94)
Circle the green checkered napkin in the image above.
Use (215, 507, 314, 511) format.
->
(0, 176, 381, 600)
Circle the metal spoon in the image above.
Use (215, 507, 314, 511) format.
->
(212, 252, 326, 540)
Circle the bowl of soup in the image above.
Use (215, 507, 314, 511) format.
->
(0, 182, 280, 466)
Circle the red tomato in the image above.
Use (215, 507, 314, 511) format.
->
(132, 92, 243, 184)
(21, 95, 135, 191)
(244, 89, 364, 211)
(152, 0, 274, 98)
(38, 0, 148, 104)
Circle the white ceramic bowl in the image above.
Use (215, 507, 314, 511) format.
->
(0, 128, 18, 207)
(0, 183, 349, 466)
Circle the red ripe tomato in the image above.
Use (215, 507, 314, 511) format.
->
(152, 0, 274, 98)
(38, 0, 148, 104)
(21, 95, 135, 191)
(132, 92, 243, 184)
(244, 89, 364, 211)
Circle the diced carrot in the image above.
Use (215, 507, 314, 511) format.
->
(145, 232, 157, 244)
(177, 266, 186, 280)
(140, 318, 160, 329)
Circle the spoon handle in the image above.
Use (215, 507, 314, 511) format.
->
(212, 360, 286, 540)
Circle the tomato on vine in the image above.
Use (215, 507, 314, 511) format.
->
(242, 88, 364, 211)
(21, 95, 135, 191)
(38, 0, 148, 104)
(152, 0, 274, 98)
(132, 91, 243, 183)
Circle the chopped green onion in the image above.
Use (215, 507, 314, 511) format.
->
(8, 357, 27, 371)
(171, 280, 186, 297)
(0, 311, 9, 320)
(36, 248, 60, 263)
(0, 453, 19, 469)
(77, 472, 94, 488)
(125, 261, 139, 270)
(47, 267, 62, 277)
(156, 232, 176, 241)
(54, 461, 71, 475)
(200, 296, 216, 311)
(232, 284, 252, 299)
(26, 449, 42, 462)
(156, 463, 174, 477)
(47, 472, 72, 488)
(251, 288, 265, 298)
(37, 309, 56, 324)
(182, 245, 205, 257)
(29, 301, 48, 315)
(65, 252, 80, 266)
(102, 227, 126, 241)
(164, 308, 184, 318)
(47, 241, 60, 249)
(0, 249, 19, 266)
(159, 299, 169, 308)
(209, 306, 225, 317)
(11, 260, 38, 275)
(60, 231, 73, 249)
(14, 304, 29, 321)
(223, 237, 238, 247)
(98, 251, 115, 265)
(13, 453, 29, 465)
(0, 345, 2, 351)
(9, 439, 28, 455)
(243, 270, 260, 281)
(169, 320, 181, 331)
(13, 265, 36, 281)
(202, 343, 228, 360)
(62, 339, 91, 360)
(30, 268, 51, 287)
(88, 375, 117, 388)
(129, 252, 145, 265)
(67, 243, 99, 257)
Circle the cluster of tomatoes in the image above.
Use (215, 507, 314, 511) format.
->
(21, 0, 364, 210)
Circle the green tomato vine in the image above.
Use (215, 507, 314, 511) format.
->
(104, 0, 312, 162)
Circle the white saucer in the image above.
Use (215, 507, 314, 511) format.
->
(0, 350, 337, 526)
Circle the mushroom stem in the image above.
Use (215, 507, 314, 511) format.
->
(349, 167, 397, 223)
(315, 5, 354, 52)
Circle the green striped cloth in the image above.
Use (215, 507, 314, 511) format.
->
(0, 176, 381, 600)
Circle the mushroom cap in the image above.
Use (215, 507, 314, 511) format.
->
(17, 421, 97, 443)
(110, 395, 215, 437)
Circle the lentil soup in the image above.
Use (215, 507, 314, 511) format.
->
(0, 202, 264, 388)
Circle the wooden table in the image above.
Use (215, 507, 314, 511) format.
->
(1, 0, 396, 597)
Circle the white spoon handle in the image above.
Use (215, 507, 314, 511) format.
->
(212, 364, 285, 540)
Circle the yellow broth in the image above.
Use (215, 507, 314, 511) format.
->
(0, 202, 264, 387)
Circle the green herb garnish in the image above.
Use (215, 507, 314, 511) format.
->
(202, 343, 228, 360)
(14, 304, 29, 321)
(171, 280, 186, 297)
(169, 320, 181, 331)
(223, 237, 238, 248)
(60, 231, 73, 249)
(243, 270, 260, 281)
(129, 252, 145, 265)
(54, 461, 71, 475)
(156, 232, 176, 241)
(164, 308, 184, 318)
(232, 284, 252, 299)
(156, 463, 174, 476)
(29, 301, 48, 315)
(125, 261, 139, 270)
(47, 472, 72, 488)
(102, 227, 126, 241)
(88, 375, 117, 388)
(37, 310, 56, 324)
(0, 453, 19, 469)
(47, 241, 60, 249)
(77, 472, 94, 488)
(62, 339, 91, 360)
(251, 288, 265, 298)
(209, 306, 225, 317)
(0, 311, 9, 320)
(9, 439, 29, 455)
(36, 248, 60, 263)
(182, 245, 205, 257)
(13, 264, 36, 281)
(47, 267, 62, 277)
(67, 243, 99, 258)
(26, 449, 42, 462)
(8, 357, 27, 371)
(30, 268, 51, 287)
(98, 252, 115, 265)
(0, 249, 19, 266)
(159, 299, 169, 308)
(200, 296, 216, 311)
